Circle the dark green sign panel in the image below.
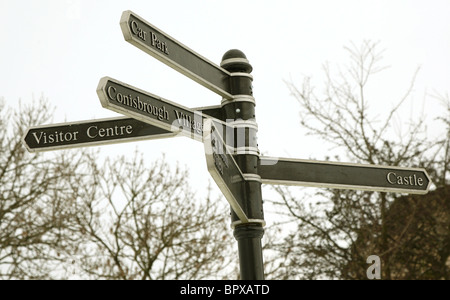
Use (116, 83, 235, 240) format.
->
(259, 157, 431, 195)
(204, 119, 249, 223)
(97, 77, 206, 141)
(120, 10, 233, 100)
(23, 117, 176, 152)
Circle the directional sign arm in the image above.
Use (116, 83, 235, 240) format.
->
(120, 10, 233, 100)
(259, 157, 432, 195)
(204, 119, 249, 223)
(23, 105, 224, 153)
(22, 117, 177, 152)
(97, 77, 233, 144)
(97, 76, 208, 141)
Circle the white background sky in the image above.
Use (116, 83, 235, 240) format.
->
(1, 0, 449, 225)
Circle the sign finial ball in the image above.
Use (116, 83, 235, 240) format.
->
(221, 49, 253, 73)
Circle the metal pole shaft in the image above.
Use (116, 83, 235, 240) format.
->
(221, 50, 265, 280)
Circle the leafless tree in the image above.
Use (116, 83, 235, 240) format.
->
(431, 92, 450, 186)
(0, 97, 91, 279)
(344, 186, 450, 280)
(68, 152, 237, 280)
(1, 97, 238, 280)
(267, 41, 449, 280)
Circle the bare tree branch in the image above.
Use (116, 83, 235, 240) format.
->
(272, 41, 449, 280)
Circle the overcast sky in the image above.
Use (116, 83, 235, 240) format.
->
(1, 0, 449, 220)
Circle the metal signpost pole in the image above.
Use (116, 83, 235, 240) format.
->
(220, 50, 265, 280)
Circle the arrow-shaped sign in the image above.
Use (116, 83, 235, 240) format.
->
(204, 118, 249, 223)
(23, 105, 223, 153)
(97, 77, 210, 142)
(120, 10, 233, 100)
(22, 117, 176, 152)
(259, 157, 432, 195)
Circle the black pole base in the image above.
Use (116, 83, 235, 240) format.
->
(234, 224, 265, 280)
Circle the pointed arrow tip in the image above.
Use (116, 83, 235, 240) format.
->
(22, 127, 34, 153)
(423, 169, 433, 194)
(96, 77, 112, 108)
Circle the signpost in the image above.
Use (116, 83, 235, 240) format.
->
(259, 157, 431, 195)
(23, 10, 434, 280)
(120, 10, 233, 100)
